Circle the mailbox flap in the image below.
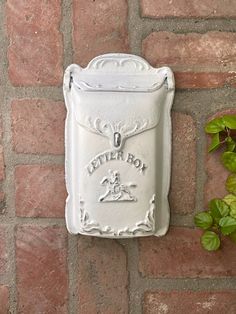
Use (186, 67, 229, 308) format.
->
(65, 54, 174, 150)
(72, 90, 163, 150)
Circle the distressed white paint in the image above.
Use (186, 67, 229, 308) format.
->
(63, 53, 175, 238)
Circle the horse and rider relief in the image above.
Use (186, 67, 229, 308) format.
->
(99, 169, 137, 202)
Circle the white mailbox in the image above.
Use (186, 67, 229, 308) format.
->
(63, 53, 175, 238)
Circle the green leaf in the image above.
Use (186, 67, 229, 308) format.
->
(223, 115, 236, 129)
(205, 117, 225, 134)
(222, 152, 236, 172)
(229, 230, 236, 244)
(208, 133, 221, 152)
(226, 174, 236, 195)
(209, 199, 230, 219)
(226, 137, 236, 152)
(223, 194, 236, 206)
(230, 201, 236, 219)
(219, 216, 236, 235)
(194, 212, 213, 230)
(200, 231, 220, 251)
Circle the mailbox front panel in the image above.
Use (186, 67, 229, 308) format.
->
(63, 54, 175, 238)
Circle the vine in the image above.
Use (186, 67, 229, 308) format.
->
(194, 115, 236, 251)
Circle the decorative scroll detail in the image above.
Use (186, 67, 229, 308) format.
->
(87, 117, 148, 138)
(87, 55, 151, 72)
(80, 195, 156, 236)
(81, 116, 149, 149)
(73, 79, 169, 92)
(80, 200, 113, 235)
(70, 55, 174, 91)
(65, 54, 174, 92)
(99, 170, 137, 202)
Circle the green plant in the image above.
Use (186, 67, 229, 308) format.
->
(194, 115, 236, 251)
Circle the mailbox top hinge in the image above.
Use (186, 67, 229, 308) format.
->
(63, 57, 175, 93)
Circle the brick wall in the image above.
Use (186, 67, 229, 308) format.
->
(0, 0, 236, 313)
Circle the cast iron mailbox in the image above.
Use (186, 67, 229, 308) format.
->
(63, 53, 175, 238)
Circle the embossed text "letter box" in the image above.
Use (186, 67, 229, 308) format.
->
(63, 53, 175, 238)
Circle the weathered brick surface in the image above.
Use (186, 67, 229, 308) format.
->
(0, 117, 5, 217)
(205, 147, 228, 205)
(205, 109, 236, 205)
(170, 112, 196, 214)
(0, 191, 5, 204)
(6, 0, 63, 86)
(143, 291, 236, 314)
(175, 72, 236, 89)
(143, 32, 236, 88)
(141, 0, 236, 18)
(0, 146, 5, 181)
(0, 116, 5, 181)
(15, 165, 66, 217)
(11, 99, 66, 155)
(0, 286, 9, 314)
(73, 0, 129, 66)
(139, 227, 236, 278)
(78, 237, 128, 314)
(16, 226, 68, 313)
(0, 227, 7, 276)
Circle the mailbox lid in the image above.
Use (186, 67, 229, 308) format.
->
(63, 53, 175, 238)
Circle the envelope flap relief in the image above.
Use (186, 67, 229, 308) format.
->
(81, 116, 154, 150)
(73, 95, 160, 150)
(65, 53, 174, 150)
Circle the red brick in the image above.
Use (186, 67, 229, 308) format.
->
(0, 146, 5, 181)
(11, 99, 66, 155)
(73, 0, 129, 66)
(142, 32, 236, 89)
(15, 165, 66, 217)
(170, 112, 196, 214)
(139, 227, 236, 278)
(0, 286, 9, 314)
(175, 72, 236, 89)
(205, 147, 228, 205)
(0, 116, 5, 181)
(0, 191, 5, 203)
(141, 0, 236, 18)
(0, 227, 7, 276)
(205, 109, 236, 205)
(0, 115, 2, 141)
(6, 0, 63, 86)
(16, 225, 68, 313)
(143, 291, 236, 314)
(0, 192, 6, 215)
(78, 237, 128, 314)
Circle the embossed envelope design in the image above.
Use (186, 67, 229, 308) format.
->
(63, 53, 175, 238)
